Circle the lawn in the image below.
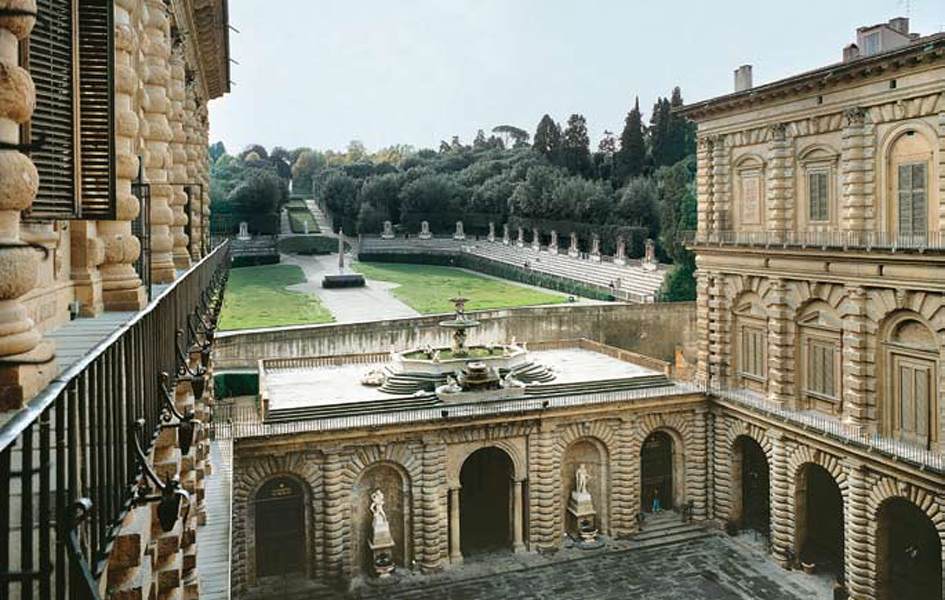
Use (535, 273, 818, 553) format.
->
(352, 262, 567, 314)
(219, 264, 333, 330)
(287, 208, 319, 234)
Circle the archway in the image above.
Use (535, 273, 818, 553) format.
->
(795, 464, 844, 578)
(877, 498, 942, 600)
(254, 477, 307, 578)
(641, 431, 674, 513)
(732, 436, 770, 537)
(460, 447, 513, 555)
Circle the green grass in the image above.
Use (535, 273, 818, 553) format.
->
(219, 264, 333, 330)
(287, 208, 319, 234)
(352, 262, 567, 314)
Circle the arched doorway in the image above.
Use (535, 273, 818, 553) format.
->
(460, 447, 513, 555)
(878, 498, 942, 600)
(641, 431, 674, 513)
(733, 436, 770, 537)
(255, 477, 306, 578)
(795, 464, 843, 578)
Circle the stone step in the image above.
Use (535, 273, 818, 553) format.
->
(525, 375, 671, 396)
(266, 395, 441, 422)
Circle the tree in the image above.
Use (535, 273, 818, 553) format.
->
(615, 98, 646, 183)
(492, 125, 529, 148)
(238, 144, 268, 161)
(321, 172, 360, 221)
(291, 150, 326, 194)
(359, 173, 405, 221)
(532, 114, 561, 162)
(473, 129, 488, 150)
(208, 141, 227, 164)
(666, 87, 696, 166)
(648, 96, 672, 168)
(560, 113, 592, 176)
(346, 140, 368, 163)
(399, 173, 470, 229)
(269, 146, 293, 180)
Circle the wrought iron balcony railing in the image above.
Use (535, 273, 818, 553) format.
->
(0, 241, 230, 600)
(683, 229, 945, 252)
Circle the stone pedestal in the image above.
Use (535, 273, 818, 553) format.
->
(502, 224, 510, 245)
(531, 228, 540, 251)
(70, 221, 106, 317)
(419, 220, 432, 240)
(614, 236, 627, 266)
(589, 234, 601, 262)
(487, 222, 495, 242)
(381, 220, 394, 239)
(548, 230, 558, 253)
(568, 233, 579, 258)
(516, 227, 524, 248)
(567, 491, 598, 542)
(453, 221, 465, 240)
(369, 523, 395, 577)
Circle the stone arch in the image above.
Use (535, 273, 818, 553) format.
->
(232, 452, 322, 592)
(338, 445, 423, 578)
(795, 298, 844, 412)
(867, 478, 945, 600)
(723, 418, 774, 459)
(449, 439, 527, 489)
(556, 429, 612, 536)
(632, 414, 695, 512)
(730, 434, 771, 536)
(349, 460, 413, 578)
(798, 142, 840, 162)
(790, 282, 847, 316)
(789, 447, 847, 576)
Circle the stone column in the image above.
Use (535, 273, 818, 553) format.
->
(766, 278, 794, 408)
(197, 103, 210, 255)
(69, 221, 105, 316)
(710, 134, 731, 231)
(448, 487, 462, 565)
(100, 0, 147, 311)
(0, 0, 56, 409)
(184, 86, 201, 260)
(610, 419, 638, 534)
(419, 440, 447, 572)
(694, 269, 712, 386)
(696, 135, 714, 235)
(512, 479, 525, 552)
(168, 43, 190, 269)
(840, 107, 875, 232)
(768, 432, 793, 567)
(843, 459, 875, 600)
(687, 408, 709, 520)
(766, 123, 794, 238)
(526, 425, 558, 550)
(842, 286, 871, 432)
(142, 0, 176, 283)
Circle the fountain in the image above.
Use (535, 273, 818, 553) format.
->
(366, 296, 555, 398)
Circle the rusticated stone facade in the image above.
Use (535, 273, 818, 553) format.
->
(0, 0, 227, 407)
(681, 24, 945, 600)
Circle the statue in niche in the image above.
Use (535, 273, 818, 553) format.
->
(370, 489, 388, 528)
(575, 463, 589, 496)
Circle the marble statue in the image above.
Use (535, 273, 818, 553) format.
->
(488, 222, 495, 242)
(419, 220, 432, 239)
(382, 220, 394, 239)
(503, 223, 510, 245)
(576, 463, 589, 495)
(370, 489, 388, 528)
(237, 221, 250, 240)
(454, 221, 466, 240)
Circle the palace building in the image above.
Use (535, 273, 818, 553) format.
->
(0, 1, 230, 599)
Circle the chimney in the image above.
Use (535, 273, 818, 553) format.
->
(843, 43, 860, 63)
(734, 65, 753, 92)
(888, 17, 909, 34)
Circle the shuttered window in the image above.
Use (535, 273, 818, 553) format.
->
(894, 356, 933, 449)
(898, 162, 927, 238)
(76, 0, 116, 219)
(740, 325, 766, 380)
(806, 339, 836, 399)
(24, 0, 77, 218)
(22, 0, 115, 220)
(807, 170, 829, 222)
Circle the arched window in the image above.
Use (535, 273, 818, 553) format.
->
(797, 302, 842, 414)
(733, 293, 767, 392)
(884, 128, 936, 244)
(883, 316, 939, 448)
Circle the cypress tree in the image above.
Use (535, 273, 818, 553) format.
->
(616, 98, 645, 183)
(533, 114, 562, 162)
(561, 113, 591, 176)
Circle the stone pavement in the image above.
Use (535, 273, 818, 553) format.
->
(349, 536, 833, 600)
(281, 253, 420, 323)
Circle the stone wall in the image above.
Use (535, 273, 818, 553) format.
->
(214, 302, 697, 371)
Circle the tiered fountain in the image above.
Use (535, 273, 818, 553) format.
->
(361, 296, 555, 399)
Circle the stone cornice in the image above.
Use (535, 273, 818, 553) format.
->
(169, 0, 229, 101)
(679, 33, 945, 122)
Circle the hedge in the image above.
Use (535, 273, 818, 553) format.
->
(231, 255, 280, 268)
(278, 235, 348, 255)
(356, 251, 615, 301)
(214, 373, 259, 399)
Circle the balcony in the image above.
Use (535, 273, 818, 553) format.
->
(683, 230, 945, 253)
(0, 242, 230, 599)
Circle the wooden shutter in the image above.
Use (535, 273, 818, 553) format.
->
(24, 0, 77, 219)
(76, 0, 116, 219)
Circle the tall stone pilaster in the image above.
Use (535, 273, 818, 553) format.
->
(197, 102, 210, 254)
(695, 269, 711, 386)
(768, 432, 793, 567)
(100, 0, 148, 311)
(168, 43, 191, 269)
(842, 286, 871, 431)
(142, 0, 176, 283)
(696, 135, 714, 234)
(706, 273, 731, 388)
(419, 439, 448, 571)
(527, 424, 559, 549)
(710, 134, 731, 231)
(0, 0, 56, 408)
(322, 452, 347, 580)
(184, 85, 201, 260)
(843, 459, 875, 600)
(688, 408, 709, 520)
(840, 107, 875, 232)
(765, 278, 794, 408)
(766, 123, 794, 236)
(610, 419, 638, 534)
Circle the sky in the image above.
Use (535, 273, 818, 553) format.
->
(208, 0, 943, 155)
